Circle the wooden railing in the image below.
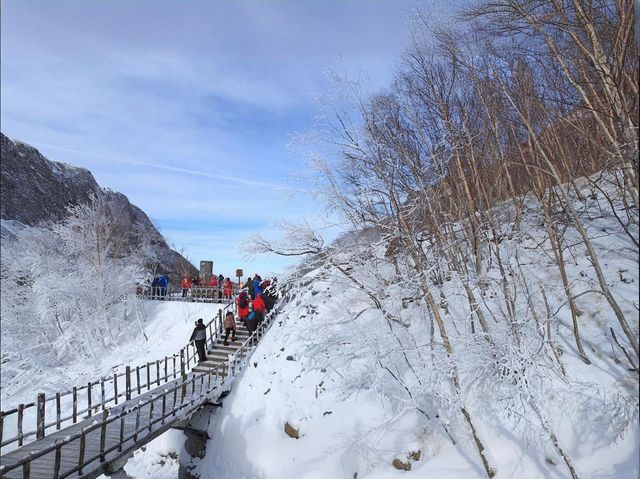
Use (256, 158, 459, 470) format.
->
(0, 301, 236, 453)
(137, 285, 240, 303)
(0, 299, 282, 479)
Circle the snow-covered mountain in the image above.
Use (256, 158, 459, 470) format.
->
(0, 132, 191, 273)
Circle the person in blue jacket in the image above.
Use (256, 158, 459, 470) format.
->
(158, 274, 169, 299)
(252, 274, 263, 299)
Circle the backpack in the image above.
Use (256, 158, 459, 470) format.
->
(239, 295, 248, 308)
(247, 311, 256, 322)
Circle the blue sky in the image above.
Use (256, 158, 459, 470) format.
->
(1, 0, 437, 278)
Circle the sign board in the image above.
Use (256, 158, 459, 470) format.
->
(235, 269, 243, 279)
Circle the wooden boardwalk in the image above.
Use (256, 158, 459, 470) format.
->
(0, 308, 274, 479)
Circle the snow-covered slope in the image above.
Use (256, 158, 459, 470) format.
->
(1, 300, 225, 408)
(195, 179, 638, 478)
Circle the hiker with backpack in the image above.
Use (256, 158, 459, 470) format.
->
(223, 311, 237, 346)
(236, 289, 250, 324)
(245, 310, 258, 336)
(252, 292, 267, 324)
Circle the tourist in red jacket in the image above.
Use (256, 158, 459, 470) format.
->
(236, 290, 250, 321)
(223, 277, 233, 299)
(252, 293, 267, 323)
(181, 276, 192, 298)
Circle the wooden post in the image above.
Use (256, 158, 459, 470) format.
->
(114, 373, 119, 405)
(100, 409, 108, 462)
(22, 461, 30, 479)
(17, 403, 24, 446)
(164, 357, 168, 382)
(156, 360, 161, 386)
(186, 347, 191, 370)
(100, 377, 106, 408)
(119, 416, 125, 452)
(161, 390, 167, 424)
(218, 309, 223, 334)
(36, 393, 45, 439)
(0, 411, 3, 446)
(126, 366, 132, 401)
(173, 356, 177, 379)
(87, 382, 93, 417)
(148, 396, 154, 432)
(78, 429, 86, 474)
(72, 388, 77, 423)
(134, 408, 140, 442)
(146, 363, 151, 390)
(53, 444, 62, 479)
(180, 349, 185, 376)
(181, 375, 187, 401)
(56, 393, 61, 430)
(136, 366, 141, 395)
(172, 388, 178, 416)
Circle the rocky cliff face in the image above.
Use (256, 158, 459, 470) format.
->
(0, 132, 193, 274)
(1, 133, 100, 225)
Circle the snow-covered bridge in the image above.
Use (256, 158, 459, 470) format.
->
(0, 303, 278, 479)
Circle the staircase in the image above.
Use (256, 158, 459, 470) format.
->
(193, 323, 252, 373)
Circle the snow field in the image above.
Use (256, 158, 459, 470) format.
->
(195, 181, 638, 478)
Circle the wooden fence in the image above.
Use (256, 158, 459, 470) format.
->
(0, 301, 236, 454)
(0, 300, 280, 479)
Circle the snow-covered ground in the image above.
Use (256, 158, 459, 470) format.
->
(190, 179, 638, 479)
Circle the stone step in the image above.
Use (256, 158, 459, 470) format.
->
(207, 341, 242, 353)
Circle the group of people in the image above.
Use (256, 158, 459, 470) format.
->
(181, 274, 234, 299)
(149, 274, 169, 298)
(189, 274, 278, 363)
(234, 274, 278, 335)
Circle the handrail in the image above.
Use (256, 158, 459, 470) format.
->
(137, 285, 240, 303)
(0, 296, 283, 478)
(0, 298, 238, 452)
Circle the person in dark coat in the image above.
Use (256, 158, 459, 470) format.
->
(151, 276, 160, 298)
(246, 277, 255, 300)
(245, 311, 258, 334)
(263, 284, 277, 312)
(189, 318, 207, 363)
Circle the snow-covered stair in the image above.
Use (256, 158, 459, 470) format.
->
(192, 325, 252, 373)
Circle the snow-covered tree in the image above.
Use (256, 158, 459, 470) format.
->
(1, 194, 146, 366)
